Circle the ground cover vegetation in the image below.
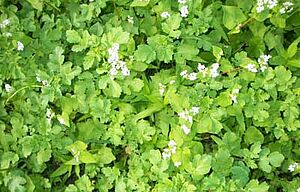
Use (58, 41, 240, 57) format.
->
(0, 0, 300, 191)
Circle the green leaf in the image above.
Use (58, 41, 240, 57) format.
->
(51, 165, 72, 178)
(287, 59, 300, 68)
(8, 176, 27, 192)
(212, 46, 223, 61)
(97, 147, 116, 164)
(66, 30, 81, 44)
(79, 151, 96, 164)
(286, 37, 300, 58)
(130, 0, 150, 7)
(258, 157, 272, 173)
(27, 0, 43, 11)
(134, 44, 156, 64)
(244, 180, 269, 192)
(268, 152, 284, 167)
(244, 127, 264, 145)
(197, 115, 223, 134)
(37, 149, 52, 164)
(231, 166, 249, 187)
(193, 154, 212, 177)
(109, 80, 122, 98)
(161, 13, 182, 38)
(222, 6, 247, 30)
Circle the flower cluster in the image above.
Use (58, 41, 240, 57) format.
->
(159, 83, 166, 96)
(256, 0, 278, 13)
(127, 16, 134, 24)
(161, 12, 170, 19)
(280, 2, 293, 14)
(4, 84, 13, 92)
(288, 162, 298, 172)
(178, 0, 189, 18)
(178, 107, 199, 135)
(107, 43, 130, 77)
(36, 75, 49, 86)
(210, 63, 220, 78)
(246, 64, 258, 73)
(180, 70, 197, 81)
(162, 140, 177, 160)
(0, 19, 10, 29)
(258, 54, 271, 72)
(229, 89, 240, 104)
(46, 108, 53, 124)
(17, 41, 24, 51)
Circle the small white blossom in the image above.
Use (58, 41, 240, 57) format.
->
(127, 16, 134, 24)
(267, 0, 277, 9)
(280, 2, 293, 14)
(168, 140, 177, 147)
(232, 89, 240, 94)
(181, 124, 191, 135)
(161, 12, 170, 19)
(190, 107, 200, 115)
(288, 162, 298, 172)
(162, 148, 171, 160)
(174, 161, 182, 167)
(46, 108, 53, 124)
(110, 68, 118, 76)
(210, 63, 220, 78)
(159, 83, 166, 96)
(42, 80, 49, 86)
(58, 116, 66, 125)
(188, 72, 197, 81)
(169, 80, 176, 85)
(178, 0, 186, 4)
(260, 65, 267, 72)
(197, 63, 206, 72)
(180, 70, 188, 78)
(230, 94, 238, 103)
(246, 64, 258, 73)
(17, 41, 24, 51)
(180, 5, 189, 18)
(5, 84, 12, 92)
(121, 65, 130, 76)
(297, 187, 300, 192)
(0, 19, 10, 28)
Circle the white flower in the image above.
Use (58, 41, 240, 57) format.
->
(188, 72, 197, 81)
(256, 5, 265, 13)
(190, 107, 200, 115)
(46, 108, 53, 124)
(174, 161, 182, 167)
(89, 0, 94, 2)
(168, 140, 177, 147)
(232, 89, 240, 94)
(162, 148, 171, 160)
(169, 80, 176, 85)
(197, 63, 206, 72)
(260, 65, 267, 72)
(230, 94, 238, 103)
(0, 19, 10, 28)
(58, 116, 66, 125)
(181, 124, 191, 135)
(178, 0, 186, 4)
(161, 12, 170, 18)
(5, 84, 12, 92)
(17, 41, 24, 51)
(159, 83, 166, 96)
(127, 16, 134, 24)
(280, 2, 293, 14)
(297, 187, 300, 192)
(267, 0, 277, 9)
(246, 64, 258, 73)
(288, 162, 298, 172)
(121, 65, 130, 76)
(210, 63, 220, 78)
(180, 70, 188, 78)
(180, 5, 189, 18)
(110, 68, 118, 76)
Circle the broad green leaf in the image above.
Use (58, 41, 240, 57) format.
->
(244, 127, 264, 145)
(97, 147, 116, 164)
(286, 37, 300, 58)
(79, 151, 96, 164)
(8, 176, 27, 192)
(51, 165, 72, 178)
(66, 30, 81, 44)
(109, 80, 122, 98)
(193, 154, 212, 177)
(130, 0, 150, 7)
(222, 6, 247, 30)
(231, 166, 249, 187)
(134, 44, 156, 63)
(27, 0, 43, 10)
(37, 149, 52, 164)
(268, 152, 284, 167)
(244, 180, 269, 192)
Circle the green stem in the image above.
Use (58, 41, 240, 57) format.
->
(5, 85, 44, 104)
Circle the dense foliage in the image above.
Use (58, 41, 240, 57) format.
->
(0, 0, 300, 191)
